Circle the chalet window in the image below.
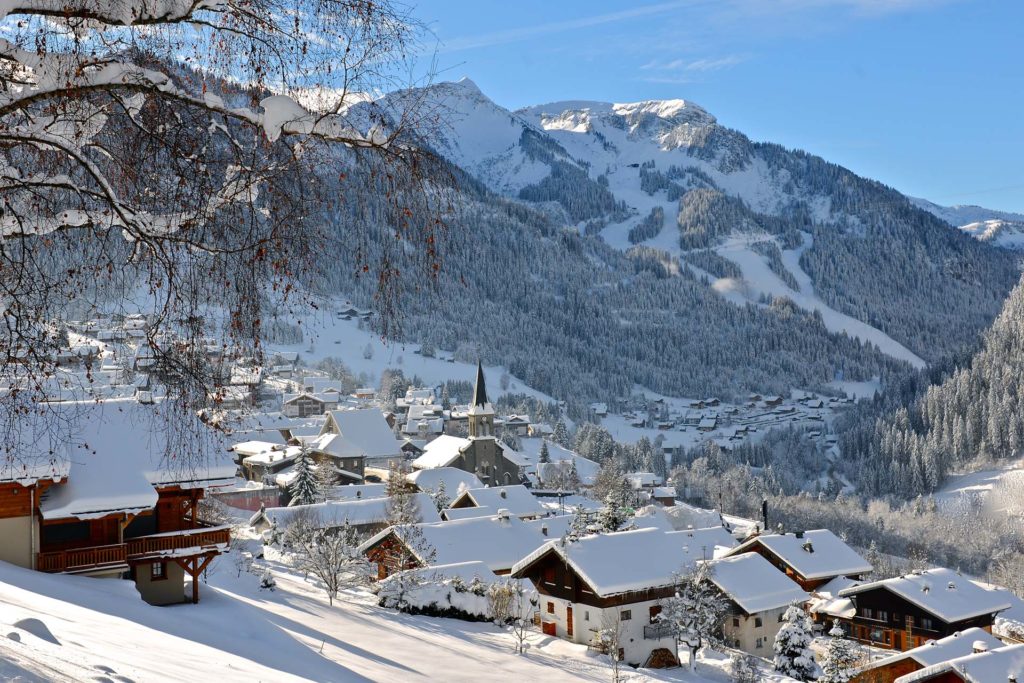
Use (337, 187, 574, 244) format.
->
(756, 637, 764, 649)
(547, 602, 555, 614)
(621, 610, 631, 621)
(877, 610, 889, 623)
(649, 606, 662, 623)
(584, 611, 590, 622)
(543, 567, 556, 585)
(754, 617, 763, 628)
(920, 617, 934, 631)
(733, 617, 740, 628)
(151, 562, 166, 581)
(861, 607, 873, 620)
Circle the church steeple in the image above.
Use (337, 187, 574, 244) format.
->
(472, 360, 488, 409)
(467, 360, 494, 438)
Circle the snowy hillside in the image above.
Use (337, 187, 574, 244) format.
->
(0, 552, 759, 682)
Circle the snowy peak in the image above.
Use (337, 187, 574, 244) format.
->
(520, 98, 717, 151)
(911, 197, 1024, 251)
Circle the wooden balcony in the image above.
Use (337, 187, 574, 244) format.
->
(37, 525, 230, 574)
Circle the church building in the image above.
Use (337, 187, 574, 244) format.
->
(411, 362, 527, 486)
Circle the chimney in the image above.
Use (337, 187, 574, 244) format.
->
(541, 524, 548, 537)
(762, 498, 768, 531)
(972, 641, 988, 654)
(795, 530, 804, 539)
(802, 541, 814, 554)
(499, 488, 507, 499)
(496, 508, 511, 521)
(1009, 676, 1017, 683)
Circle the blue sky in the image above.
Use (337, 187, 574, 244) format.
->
(412, 0, 1024, 212)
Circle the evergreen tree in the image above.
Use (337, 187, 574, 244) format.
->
(539, 440, 550, 464)
(315, 460, 337, 502)
(565, 458, 581, 493)
(552, 420, 571, 449)
(773, 605, 818, 681)
(819, 620, 858, 683)
(430, 480, 450, 513)
(289, 449, 319, 506)
(563, 504, 590, 543)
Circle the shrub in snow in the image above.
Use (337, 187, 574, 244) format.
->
(729, 652, 760, 683)
(259, 570, 277, 591)
(378, 572, 514, 623)
(773, 604, 819, 681)
(819, 620, 858, 683)
(487, 579, 538, 654)
(291, 522, 370, 606)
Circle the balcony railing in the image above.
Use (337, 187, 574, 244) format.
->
(644, 622, 675, 640)
(37, 525, 230, 573)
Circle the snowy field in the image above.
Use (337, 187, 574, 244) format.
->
(934, 460, 1024, 518)
(0, 541, 795, 683)
(266, 310, 554, 404)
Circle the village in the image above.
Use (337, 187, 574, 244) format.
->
(1, 310, 1022, 682)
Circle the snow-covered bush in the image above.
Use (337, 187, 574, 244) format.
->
(729, 652, 759, 683)
(259, 570, 277, 591)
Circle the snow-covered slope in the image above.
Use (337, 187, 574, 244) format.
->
(0, 552, 766, 682)
(910, 197, 1024, 227)
(395, 78, 583, 195)
(911, 197, 1024, 250)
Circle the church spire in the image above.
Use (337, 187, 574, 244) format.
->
(472, 359, 488, 409)
(467, 360, 494, 437)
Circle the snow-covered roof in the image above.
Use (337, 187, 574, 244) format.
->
(32, 401, 236, 520)
(839, 568, 1012, 624)
(625, 472, 662, 489)
(411, 434, 470, 469)
(807, 576, 860, 619)
(727, 529, 872, 580)
(362, 513, 546, 573)
(231, 440, 286, 458)
(451, 485, 546, 519)
(331, 484, 388, 501)
(441, 505, 494, 521)
(318, 409, 401, 460)
(705, 553, 808, 615)
(527, 514, 573, 539)
(512, 526, 738, 598)
(261, 493, 439, 530)
(407, 467, 483, 494)
(242, 445, 302, 467)
(894, 644, 1024, 683)
(863, 627, 1004, 674)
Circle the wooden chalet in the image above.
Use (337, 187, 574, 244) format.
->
(833, 569, 1011, 652)
(362, 511, 545, 580)
(722, 529, 872, 591)
(511, 526, 738, 668)
(891, 643, 1024, 683)
(0, 402, 236, 605)
(851, 628, 1003, 683)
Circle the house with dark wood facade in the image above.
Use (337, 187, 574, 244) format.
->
(362, 511, 546, 580)
(891, 643, 1024, 683)
(510, 526, 737, 667)
(832, 569, 1011, 651)
(0, 401, 236, 605)
(722, 529, 872, 591)
(851, 628, 1003, 683)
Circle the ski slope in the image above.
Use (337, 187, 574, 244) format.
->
(711, 233, 926, 369)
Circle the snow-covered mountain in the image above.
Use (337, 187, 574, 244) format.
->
(394, 79, 1019, 373)
(911, 197, 1024, 251)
